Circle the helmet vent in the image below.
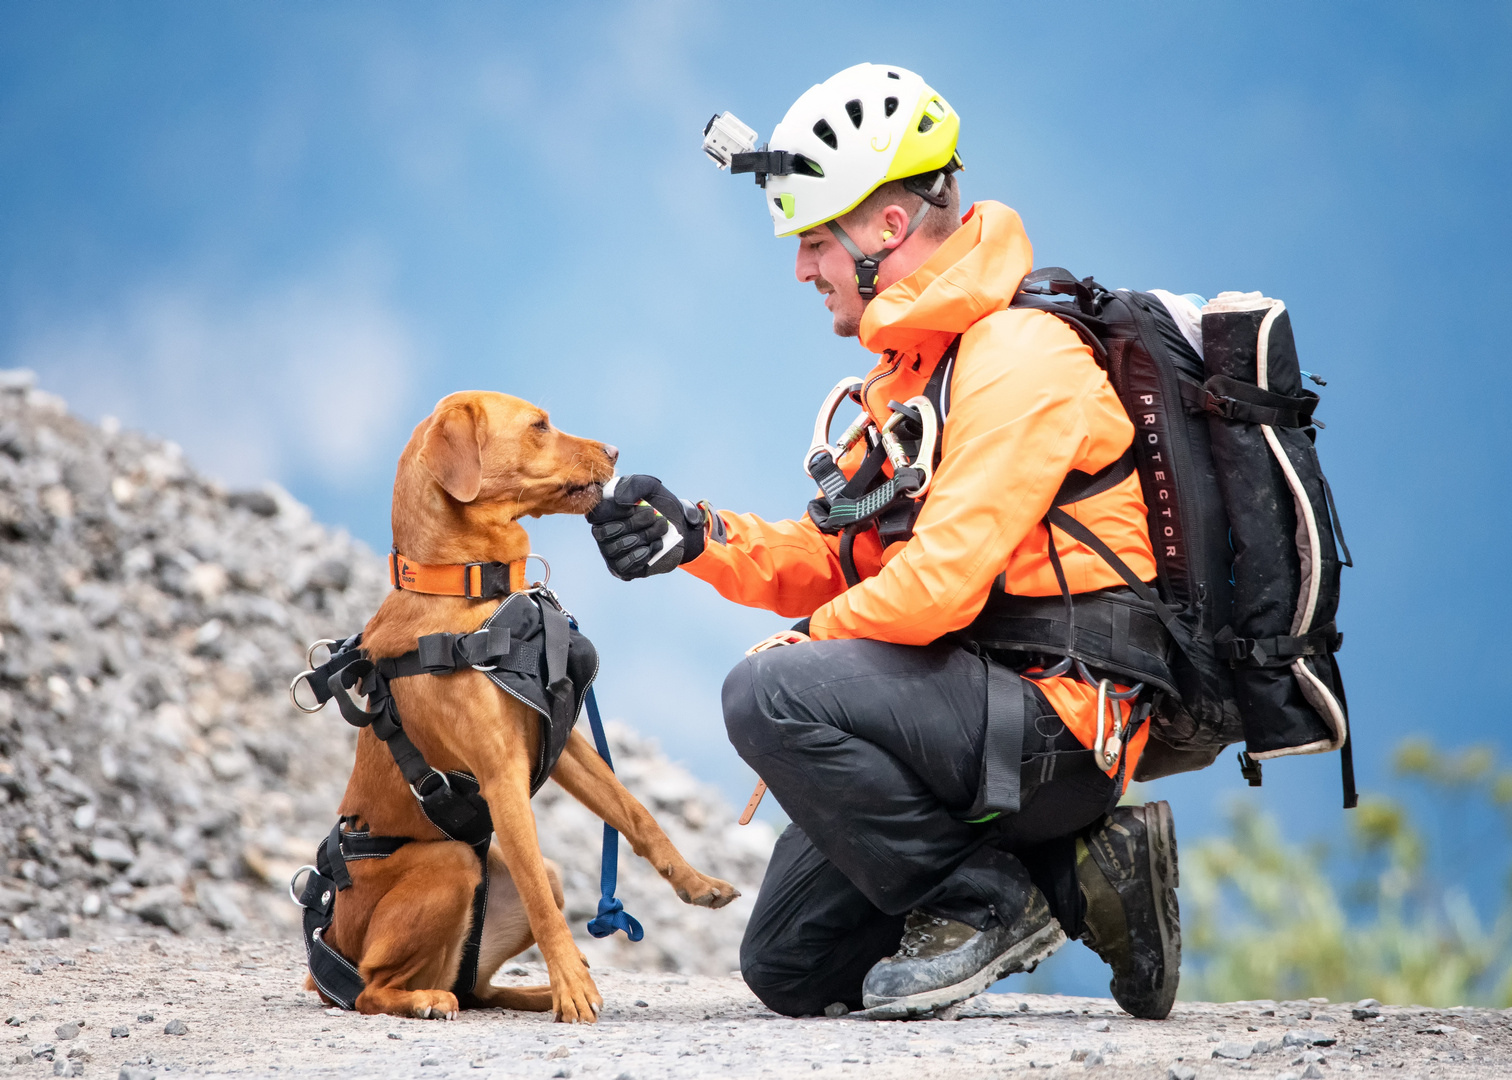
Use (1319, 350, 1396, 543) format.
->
(886, 71, 900, 79)
(812, 119, 838, 150)
(792, 153, 825, 177)
(884, 96, 898, 117)
(844, 99, 864, 128)
(918, 114, 934, 134)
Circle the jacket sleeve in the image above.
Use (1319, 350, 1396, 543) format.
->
(681, 507, 884, 619)
(807, 309, 1107, 644)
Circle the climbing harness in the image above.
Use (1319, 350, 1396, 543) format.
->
(286, 568, 640, 1010)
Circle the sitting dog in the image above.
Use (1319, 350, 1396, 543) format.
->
(307, 391, 738, 1022)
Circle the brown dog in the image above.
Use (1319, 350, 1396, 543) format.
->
(308, 391, 738, 1023)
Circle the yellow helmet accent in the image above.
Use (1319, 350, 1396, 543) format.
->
(883, 92, 961, 184)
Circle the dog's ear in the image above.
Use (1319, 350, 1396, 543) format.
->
(418, 401, 486, 503)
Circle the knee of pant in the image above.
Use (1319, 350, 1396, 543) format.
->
(739, 940, 821, 1018)
(722, 657, 783, 759)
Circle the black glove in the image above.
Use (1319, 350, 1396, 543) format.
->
(586, 475, 707, 580)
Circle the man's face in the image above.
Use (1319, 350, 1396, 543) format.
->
(795, 225, 867, 338)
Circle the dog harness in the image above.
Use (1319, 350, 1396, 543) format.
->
(288, 586, 640, 1010)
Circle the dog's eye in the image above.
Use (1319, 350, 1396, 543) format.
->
(532, 417, 550, 433)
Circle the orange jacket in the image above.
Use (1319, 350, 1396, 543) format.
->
(687, 202, 1157, 775)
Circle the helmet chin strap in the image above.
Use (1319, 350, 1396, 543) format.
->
(825, 172, 945, 299)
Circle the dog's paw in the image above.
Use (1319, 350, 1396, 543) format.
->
(673, 871, 740, 909)
(410, 990, 460, 1020)
(550, 968, 602, 1025)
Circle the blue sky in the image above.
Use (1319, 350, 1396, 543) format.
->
(4, 1, 1510, 990)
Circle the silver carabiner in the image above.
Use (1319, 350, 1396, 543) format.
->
(1093, 679, 1125, 771)
(524, 553, 551, 588)
(803, 376, 867, 479)
(289, 671, 324, 714)
(878, 395, 940, 497)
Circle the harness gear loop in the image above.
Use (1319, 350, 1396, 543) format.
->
(524, 552, 551, 588)
(804, 392, 940, 537)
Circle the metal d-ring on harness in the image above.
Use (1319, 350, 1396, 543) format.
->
(284, 571, 641, 1011)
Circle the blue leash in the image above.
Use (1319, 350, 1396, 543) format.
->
(581, 684, 644, 942)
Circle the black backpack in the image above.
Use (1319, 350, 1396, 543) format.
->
(1009, 270, 1356, 806)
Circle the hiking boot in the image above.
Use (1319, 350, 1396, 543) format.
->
(858, 889, 1066, 1019)
(1076, 799, 1181, 1019)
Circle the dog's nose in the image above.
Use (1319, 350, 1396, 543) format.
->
(602, 443, 620, 465)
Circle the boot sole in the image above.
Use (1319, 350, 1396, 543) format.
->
(850, 919, 1067, 1021)
(1137, 799, 1181, 1019)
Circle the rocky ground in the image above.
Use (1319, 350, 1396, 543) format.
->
(0, 367, 771, 974)
(5, 937, 1510, 1080)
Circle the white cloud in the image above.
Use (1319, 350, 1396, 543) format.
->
(14, 251, 419, 488)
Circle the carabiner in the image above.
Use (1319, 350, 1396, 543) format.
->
(803, 376, 866, 479)
(878, 395, 940, 497)
(1093, 678, 1124, 771)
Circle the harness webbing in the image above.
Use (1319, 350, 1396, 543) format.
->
(289, 590, 641, 1011)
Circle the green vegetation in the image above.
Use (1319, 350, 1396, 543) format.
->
(1179, 739, 1512, 1006)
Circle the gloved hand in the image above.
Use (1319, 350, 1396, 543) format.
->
(586, 475, 707, 580)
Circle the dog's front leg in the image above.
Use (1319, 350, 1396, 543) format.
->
(552, 730, 739, 909)
(471, 739, 602, 1023)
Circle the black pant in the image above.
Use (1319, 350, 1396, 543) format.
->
(722, 638, 1116, 1017)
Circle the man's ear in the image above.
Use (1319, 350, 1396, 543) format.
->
(418, 401, 485, 502)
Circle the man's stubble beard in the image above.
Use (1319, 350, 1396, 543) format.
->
(816, 274, 863, 338)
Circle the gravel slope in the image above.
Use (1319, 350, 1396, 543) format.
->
(5, 937, 1510, 1080)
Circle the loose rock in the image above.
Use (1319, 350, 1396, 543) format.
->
(1212, 1040, 1252, 1059)
(162, 1019, 188, 1035)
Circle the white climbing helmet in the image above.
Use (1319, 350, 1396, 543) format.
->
(750, 63, 962, 238)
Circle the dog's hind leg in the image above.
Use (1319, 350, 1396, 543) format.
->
(551, 730, 740, 909)
(465, 848, 564, 1012)
(352, 841, 480, 1019)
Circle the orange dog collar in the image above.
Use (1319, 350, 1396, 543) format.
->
(388, 551, 527, 599)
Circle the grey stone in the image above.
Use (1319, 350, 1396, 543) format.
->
(1303, 1066, 1325, 1080)
(1213, 1041, 1252, 1060)
(227, 490, 279, 516)
(1352, 1006, 1380, 1020)
(1082, 1053, 1104, 1067)
(136, 1013, 154, 1022)
(119, 1069, 158, 1080)
(32, 1044, 56, 1060)
(110, 1026, 129, 1038)
(823, 1002, 849, 1018)
(88, 837, 135, 868)
(162, 1019, 188, 1035)
(1283, 1029, 1337, 1047)
(53, 1060, 79, 1077)
(1087, 1019, 1110, 1032)
(421, 1057, 440, 1066)
(54, 1023, 80, 1040)
(1167, 1066, 1197, 1080)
